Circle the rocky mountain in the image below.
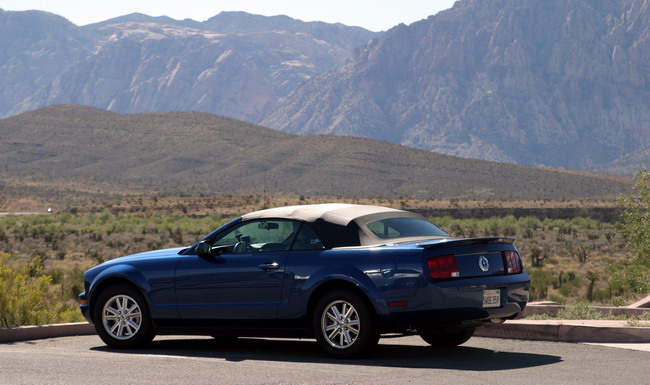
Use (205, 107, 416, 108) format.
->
(0, 10, 93, 118)
(3, 2, 648, 174)
(86, 11, 374, 50)
(0, 105, 631, 202)
(0, 9, 377, 122)
(261, 0, 650, 173)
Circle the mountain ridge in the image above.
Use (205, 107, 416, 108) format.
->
(261, 0, 650, 173)
(0, 9, 378, 123)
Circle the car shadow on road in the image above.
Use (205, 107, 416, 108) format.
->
(90, 336, 562, 371)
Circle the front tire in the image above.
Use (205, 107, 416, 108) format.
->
(92, 284, 155, 349)
(418, 327, 475, 347)
(312, 289, 379, 358)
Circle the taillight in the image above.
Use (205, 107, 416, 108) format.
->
(428, 255, 460, 279)
(503, 250, 522, 274)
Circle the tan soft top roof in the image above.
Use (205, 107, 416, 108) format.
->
(241, 203, 423, 226)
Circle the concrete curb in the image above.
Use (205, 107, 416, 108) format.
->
(2, 320, 649, 344)
(522, 303, 650, 318)
(0, 322, 95, 343)
(475, 320, 650, 343)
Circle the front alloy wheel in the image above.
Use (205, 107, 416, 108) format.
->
(93, 284, 154, 348)
(312, 289, 379, 358)
(102, 294, 142, 340)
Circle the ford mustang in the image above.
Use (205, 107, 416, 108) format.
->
(80, 203, 530, 357)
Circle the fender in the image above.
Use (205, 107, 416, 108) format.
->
(86, 254, 182, 320)
(88, 264, 152, 305)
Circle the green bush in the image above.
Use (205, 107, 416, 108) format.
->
(528, 268, 556, 301)
(556, 301, 614, 320)
(618, 170, 650, 264)
(610, 169, 650, 299)
(0, 253, 83, 328)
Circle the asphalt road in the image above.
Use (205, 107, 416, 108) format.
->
(1, 335, 648, 385)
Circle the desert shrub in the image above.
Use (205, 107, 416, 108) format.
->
(558, 274, 583, 297)
(0, 253, 83, 327)
(528, 268, 556, 301)
(557, 301, 606, 320)
(520, 216, 542, 238)
(529, 247, 547, 267)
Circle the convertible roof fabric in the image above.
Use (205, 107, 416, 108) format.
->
(242, 203, 417, 226)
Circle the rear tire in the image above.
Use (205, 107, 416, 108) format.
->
(92, 284, 155, 349)
(418, 327, 475, 347)
(312, 289, 379, 358)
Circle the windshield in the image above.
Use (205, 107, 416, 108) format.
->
(366, 217, 448, 239)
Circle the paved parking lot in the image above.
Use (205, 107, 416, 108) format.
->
(1, 335, 648, 385)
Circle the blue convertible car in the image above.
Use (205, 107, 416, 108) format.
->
(80, 204, 529, 357)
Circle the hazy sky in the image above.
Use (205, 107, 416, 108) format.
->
(0, 0, 458, 31)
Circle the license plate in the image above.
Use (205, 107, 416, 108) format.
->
(483, 289, 501, 308)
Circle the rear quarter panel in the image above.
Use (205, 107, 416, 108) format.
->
(278, 246, 426, 320)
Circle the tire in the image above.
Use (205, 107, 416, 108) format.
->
(312, 289, 379, 358)
(417, 327, 475, 347)
(92, 284, 155, 349)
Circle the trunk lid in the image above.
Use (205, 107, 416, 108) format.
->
(419, 237, 520, 279)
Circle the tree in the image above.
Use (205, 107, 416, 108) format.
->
(569, 245, 591, 265)
(586, 271, 598, 302)
(610, 170, 650, 299)
(530, 247, 548, 267)
(618, 169, 650, 264)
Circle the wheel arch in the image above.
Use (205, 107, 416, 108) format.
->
(88, 273, 149, 323)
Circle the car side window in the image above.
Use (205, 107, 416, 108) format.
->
(366, 217, 448, 239)
(212, 219, 298, 253)
(291, 223, 325, 251)
(367, 220, 400, 238)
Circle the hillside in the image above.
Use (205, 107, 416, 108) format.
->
(261, 0, 650, 173)
(0, 9, 377, 122)
(0, 105, 632, 205)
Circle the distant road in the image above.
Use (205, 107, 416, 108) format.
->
(1, 335, 648, 385)
(0, 212, 44, 216)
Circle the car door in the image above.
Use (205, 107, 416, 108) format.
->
(174, 219, 298, 320)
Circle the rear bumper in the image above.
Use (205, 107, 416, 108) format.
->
(380, 273, 530, 328)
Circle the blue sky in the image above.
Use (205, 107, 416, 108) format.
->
(0, 0, 457, 31)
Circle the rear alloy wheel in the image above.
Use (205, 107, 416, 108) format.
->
(312, 289, 379, 358)
(417, 327, 475, 347)
(93, 284, 154, 348)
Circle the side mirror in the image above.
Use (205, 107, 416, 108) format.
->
(195, 241, 212, 257)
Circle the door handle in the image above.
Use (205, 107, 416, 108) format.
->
(258, 262, 280, 271)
